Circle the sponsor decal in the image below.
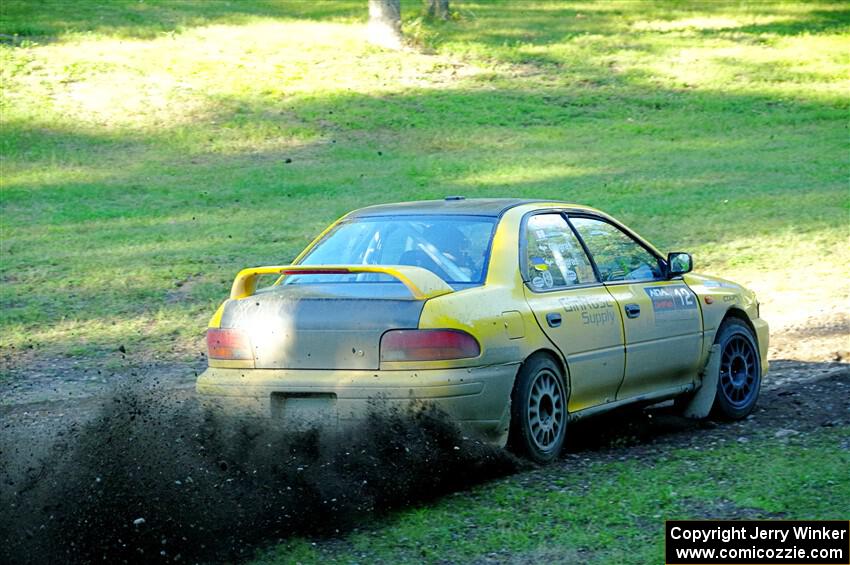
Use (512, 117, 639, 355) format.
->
(560, 295, 617, 326)
(582, 309, 616, 326)
(645, 285, 698, 321)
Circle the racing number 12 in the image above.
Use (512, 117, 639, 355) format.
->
(672, 287, 694, 307)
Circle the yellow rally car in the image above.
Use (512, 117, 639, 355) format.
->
(197, 198, 768, 462)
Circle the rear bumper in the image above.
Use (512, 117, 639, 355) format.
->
(195, 363, 520, 445)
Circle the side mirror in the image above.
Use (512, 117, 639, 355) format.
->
(667, 252, 693, 277)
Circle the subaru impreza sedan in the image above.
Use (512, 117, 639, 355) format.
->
(197, 198, 768, 462)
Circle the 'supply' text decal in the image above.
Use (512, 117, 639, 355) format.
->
(559, 295, 617, 326)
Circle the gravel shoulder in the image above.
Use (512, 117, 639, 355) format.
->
(1, 315, 846, 477)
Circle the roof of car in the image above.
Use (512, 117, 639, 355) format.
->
(348, 198, 551, 218)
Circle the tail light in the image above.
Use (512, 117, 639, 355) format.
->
(207, 328, 253, 360)
(380, 329, 480, 362)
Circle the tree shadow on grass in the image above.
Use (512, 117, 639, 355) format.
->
(429, 1, 850, 55)
(0, 0, 364, 41)
(710, 8, 850, 37)
(5, 1, 847, 46)
(1, 77, 846, 360)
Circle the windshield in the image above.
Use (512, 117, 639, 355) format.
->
(288, 215, 497, 286)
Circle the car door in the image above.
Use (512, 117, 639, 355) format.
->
(569, 215, 703, 400)
(521, 212, 626, 413)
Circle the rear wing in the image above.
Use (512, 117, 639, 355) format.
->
(229, 265, 455, 301)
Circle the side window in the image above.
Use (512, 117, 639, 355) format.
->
(570, 217, 663, 282)
(525, 214, 597, 291)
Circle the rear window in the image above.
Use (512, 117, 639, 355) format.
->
(288, 215, 497, 286)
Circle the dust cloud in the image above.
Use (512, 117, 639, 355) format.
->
(0, 385, 519, 564)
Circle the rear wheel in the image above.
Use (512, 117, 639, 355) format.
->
(508, 355, 568, 464)
(712, 318, 761, 420)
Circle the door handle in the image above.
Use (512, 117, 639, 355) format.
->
(624, 303, 641, 319)
(546, 312, 562, 327)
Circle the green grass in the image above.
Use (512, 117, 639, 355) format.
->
(1, 1, 848, 561)
(255, 427, 850, 564)
(1, 0, 848, 369)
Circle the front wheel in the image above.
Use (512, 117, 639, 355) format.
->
(508, 356, 568, 464)
(712, 318, 762, 420)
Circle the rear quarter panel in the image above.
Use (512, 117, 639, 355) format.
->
(416, 285, 554, 370)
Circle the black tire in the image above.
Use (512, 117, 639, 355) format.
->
(508, 355, 568, 464)
(712, 318, 762, 420)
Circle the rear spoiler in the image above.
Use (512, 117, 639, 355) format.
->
(229, 265, 455, 301)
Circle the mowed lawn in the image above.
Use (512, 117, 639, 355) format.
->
(1, 2, 849, 564)
(1, 0, 847, 375)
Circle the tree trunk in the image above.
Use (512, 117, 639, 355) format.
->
(426, 0, 450, 20)
(368, 0, 403, 49)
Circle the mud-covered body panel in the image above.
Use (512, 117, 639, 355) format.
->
(219, 284, 424, 370)
(197, 363, 518, 444)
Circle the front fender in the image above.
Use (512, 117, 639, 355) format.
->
(684, 273, 768, 375)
